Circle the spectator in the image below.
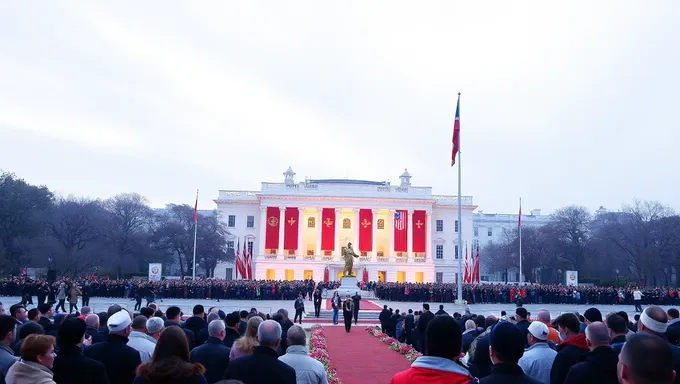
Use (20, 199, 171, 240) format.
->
(519, 322, 557, 384)
(435, 305, 448, 316)
(197, 313, 221, 346)
(190, 320, 231, 384)
(563, 322, 618, 384)
(37, 304, 55, 334)
(515, 308, 531, 343)
(9, 305, 27, 326)
(230, 317, 262, 359)
(238, 311, 248, 336)
(635, 306, 680, 379)
(224, 320, 296, 384)
(535, 310, 560, 345)
(5, 334, 56, 384)
(467, 316, 499, 379)
(417, 304, 434, 353)
(134, 326, 207, 384)
(390, 315, 474, 383)
(165, 306, 196, 349)
(606, 314, 628, 354)
(0, 315, 19, 378)
(12, 322, 44, 356)
(580, 308, 603, 333)
(550, 313, 588, 384)
(462, 320, 478, 354)
(52, 318, 108, 384)
(127, 315, 156, 364)
(223, 313, 241, 348)
(184, 305, 208, 337)
(667, 308, 680, 346)
(618, 333, 676, 384)
(145, 318, 164, 343)
(85, 314, 105, 344)
(278, 325, 328, 384)
(84, 310, 142, 384)
(26, 309, 39, 324)
(480, 321, 540, 384)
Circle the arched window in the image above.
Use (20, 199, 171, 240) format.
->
(377, 219, 385, 230)
(343, 218, 351, 229)
(307, 217, 315, 228)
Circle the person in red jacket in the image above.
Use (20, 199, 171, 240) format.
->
(391, 315, 475, 384)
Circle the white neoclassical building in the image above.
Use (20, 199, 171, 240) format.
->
(214, 167, 476, 283)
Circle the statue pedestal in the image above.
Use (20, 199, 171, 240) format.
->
(336, 276, 360, 298)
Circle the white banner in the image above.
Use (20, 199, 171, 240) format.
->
(148, 263, 162, 281)
(565, 270, 578, 286)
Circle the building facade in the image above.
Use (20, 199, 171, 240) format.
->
(214, 168, 476, 283)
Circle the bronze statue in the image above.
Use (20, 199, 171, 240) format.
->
(342, 242, 360, 277)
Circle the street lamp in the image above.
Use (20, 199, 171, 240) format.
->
(615, 268, 620, 288)
(557, 269, 563, 285)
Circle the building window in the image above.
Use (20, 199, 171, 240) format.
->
(488, 228, 493, 236)
(343, 218, 351, 229)
(454, 220, 458, 232)
(246, 216, 254, 228)
(455, 245, 459, 259)
(436, 220, 443, 232)
(436, 272, 443, 283)
(307, 217, 315, 228)
(474, 227, 478, 236)
(435, 245, 444, 259)
(247, 241, 253, 255)
(227, 241, 234, 249)
(225, 268, 233, 280)
(228, 215, 236, 227)
(377, 219, 384, 230)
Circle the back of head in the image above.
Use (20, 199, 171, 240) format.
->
(490, 322, 525, 363)
(193, 305, 204, 316)
(208, 319, 226, 337)
(423, 303, 430, 311)
(146, 317, 165, 335)
(58, 318, 87, 348)
(257, 320, 282, 348)
(606, 314, 627, 335)
(465, 320, 476, 331)
(640, 306, 669, 335)
(537, 309, 551, 323)
(132, 315, 148, 331)
(107, 304, 122, 317)
(585, 322, 610, 348)
(287, 325, 306, 347)
(557, 313, 581, 334)
(225, 312, 239, 327)
(620, 333, 675, 384)
(485, 316, 498, 329)
(139, 326, 204, 380)
(207, 313, 220, 323)
(246, 316, 263, 338)
(80, 306, 91, 316)
(0, 315, 16, 340)
(515, 307, 528, 319)
(425, 315, 461, 358)
(668, 308, 680, 320)
(152, 325, 190, 362)
(38, 303, 52, 315)
(166, 306, 181, 320)
(239, 310, 248, 319)
(617, 311, 630, 324)
(584, 307, 603, 323)
(140, 307, 154, 318)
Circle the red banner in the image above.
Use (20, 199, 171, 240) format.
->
(284, 207, 299, 250)
(394, 210, 408, 252)
(412, 210, 426, 253)
(358, 209, 373, 252)
(264, 207, 280, 250)
(321, 208, 335, 251)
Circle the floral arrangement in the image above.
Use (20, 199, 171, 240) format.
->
(365, 326, 423, 363)
(309, 325, 342, 384)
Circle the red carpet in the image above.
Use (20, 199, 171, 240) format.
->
(322, 326, 411, 384)
(324, 299, 382, 311)
(301, 318, 377, 324)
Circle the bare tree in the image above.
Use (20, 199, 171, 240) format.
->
(544, 205, 592, 270)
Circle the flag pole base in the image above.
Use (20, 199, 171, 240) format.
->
(454, 299, 467, 305)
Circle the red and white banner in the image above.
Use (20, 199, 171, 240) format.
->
(473, 246, 481, 283)
(264, 207, 280, 250)
(464, 246, 470, 283)
(394, 210, 408, 252)
(358, 209, 373, 252)
(321, 208, 335, 251)
(412, 210, 426, 253)
(283, 207, 299, 251)
(235, 238, 246, 279)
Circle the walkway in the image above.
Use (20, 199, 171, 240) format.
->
(323, 326, 411, 384)
(324, 299, 382, 310)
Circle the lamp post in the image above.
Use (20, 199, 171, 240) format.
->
(557, 269, 563, 285)
(616, 268, 620, 288)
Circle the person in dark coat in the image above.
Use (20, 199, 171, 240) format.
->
(435, 304, 448, 316)
(190, 319, 230, 384)
(313, 289, 322, 318)
(183, 305, 208, 337)
(224, 319, 296, 384)
(404, 309, 415, 345)
(564, 322, 618, 384)
(238, 311, 249, 335)
(37, 303, 55, 334)
(52, 317, 109, 384)
(84, 310, 142, 384)
(667, 308, 680, 346)
(515, 307, 531, 345)
(480, 321, 541, 384)
(417, 304, 435, 353)
(351, 292, 361, 325)
(550, 313, 589, 384)
(165, 306, 196, 349)
(636, 306, 680, 384)
(342, 295, 354, 333)
(619, 333, 677, 384)
(389, 309, 401, 337)
(379, 305, 390, 334)
(134, 326, 207, 384)
(84, 314, 105, 344)
(223, 312, 241, 348)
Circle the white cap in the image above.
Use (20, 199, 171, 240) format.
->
(107, 310, 132, 332)
(528, 321, 549, 341)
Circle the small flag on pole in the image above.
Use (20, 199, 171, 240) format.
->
(451, 93, 461, 166)
(193, 190, 199, 223)
(518, 198, 522, 229)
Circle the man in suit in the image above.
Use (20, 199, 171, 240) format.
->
(418, 303, 435, 353)
(404, 309, 415, 345)
(190, 319, 231, 384)
(183, 304, 208, 336)
(225, 319, 296, 384)
(164, 306, 196, 349)
(37, 303, 55, 333)
(352, 292, 361, 325)
(379, 305, 391, 334)
(342, 295, 355, 333)
(313, 289, 322, 318)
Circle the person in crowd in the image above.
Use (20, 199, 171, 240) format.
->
(85, 314, 105, 344)
(389, 309, 401, 338)
(55, 284, 66, 313)
(196, 313, 218, 346)
(68, 283, 81, 314)
(342, 294, 354, 333)
(435, 304, 448, 316)
(184, 305, 208, 337)
(223, 312, 241, 348)
(313, 289, 322, 318)
(635, 306, 680, 380)
(331, 291, 340, 325)
(52, 317, 108, 384)
(165, 306, 196, 349)
(238, 311, 248, 336)
(563, 322, 618, 384)
(190, 319, 231, 384)
(26, 309, 39, 324)
(379, 305, 390, 334)
(127, 315, 156, 363)
(0, 315, 19, 378)
(84, 310, 142, 384)
(581, 308, 602, 333)
(607, 314, 628, 354)
(293, 292, 305, 324)
(5, 334, 56, 384)
(230, 316, 262, 359)
(618, 333, 676, 384)
(9, 305, 27, 326)
(515, 307, 531, 343)
(481, 321, 540, 384)
(462, 320, 478, 354)
(390, 314, 474, 383)
(633, 287, 644, 312)
(224, 320, 296, 384)
(79, 306, 92, 319)
(134, 326, 207, 384)
(667, 308, 680, 346)
(417, 303, 434, 353)
(550, 313, 588, 384)
(404, 309, 415, 345)
(145, 318, 164, 342)
(467, 315, 499, 379)
(37, 304, 54, 334)
(351, 291, 361, 325)
(12, 322, 44, 356)
(535, 310, 559, 345)
(519, 322, 557, 384)
(279, 325, 328, 384)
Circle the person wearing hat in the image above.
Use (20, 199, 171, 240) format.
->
(519, 322, 557, 384)
(84, 310, 142, 384)
(634, 306, 680, 380)
(480, 322, 541, 384)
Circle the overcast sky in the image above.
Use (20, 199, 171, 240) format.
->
(1, 1, 678, 214)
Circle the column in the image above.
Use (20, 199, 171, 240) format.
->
(315, 208, 322, 256)
(278, 207, 286, 256)
(426, 211, 433, 263)
(407, 210, 414, 258)
(297, 208, 304, 256)
(388, 210, 395, 259)
(353, 208, 360, 250)
(334, 208, 341, 257)
(258, 206, 267, 258)
(371, 209, 379, 260)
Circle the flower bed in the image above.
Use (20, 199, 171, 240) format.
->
(365, 326, 423, 363)
(309, 325, 342, 384)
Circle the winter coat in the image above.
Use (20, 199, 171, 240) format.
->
(563, 346, 619, 384)
(549, 334, 589, 384)
(68, 286, 81, 304)
(390, 356, 475, 384)
(5, 360, 54, 384)
(518, 342, 557, 384)
(479, 362, 542, 384)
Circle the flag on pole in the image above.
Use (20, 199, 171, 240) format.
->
(193, 190, 198, 223)
(235, 238, 246, 280)
(242, 239, 248, 280)
(451, 94, 461, 166)
(474, 245, 481, 283)
(463, 245, 470, 283)
(518, 199, 522, 229)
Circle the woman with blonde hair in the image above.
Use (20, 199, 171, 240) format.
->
(229, 316, 262, 359)
(5, 334, 57, 384)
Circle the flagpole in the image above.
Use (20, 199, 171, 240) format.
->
(192, 189, 198, 280)
(456, 93, 463, 303)
(519, 197, 523, 284)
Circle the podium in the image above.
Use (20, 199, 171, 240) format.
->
(336, 276, 360, 298)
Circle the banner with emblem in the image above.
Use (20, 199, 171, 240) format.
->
(412, 210, 426, 253)
(321, 208, 335, 251)
(566, 270, 578, 286)
(358, 209, 373, 252)
(394, 210, 408, 252)
(148, 263, 162, 281)
(283, 207, 299, 251)
(265, 207, 280, 250)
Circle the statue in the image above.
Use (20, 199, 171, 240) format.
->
(342, 242, 360, 277)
